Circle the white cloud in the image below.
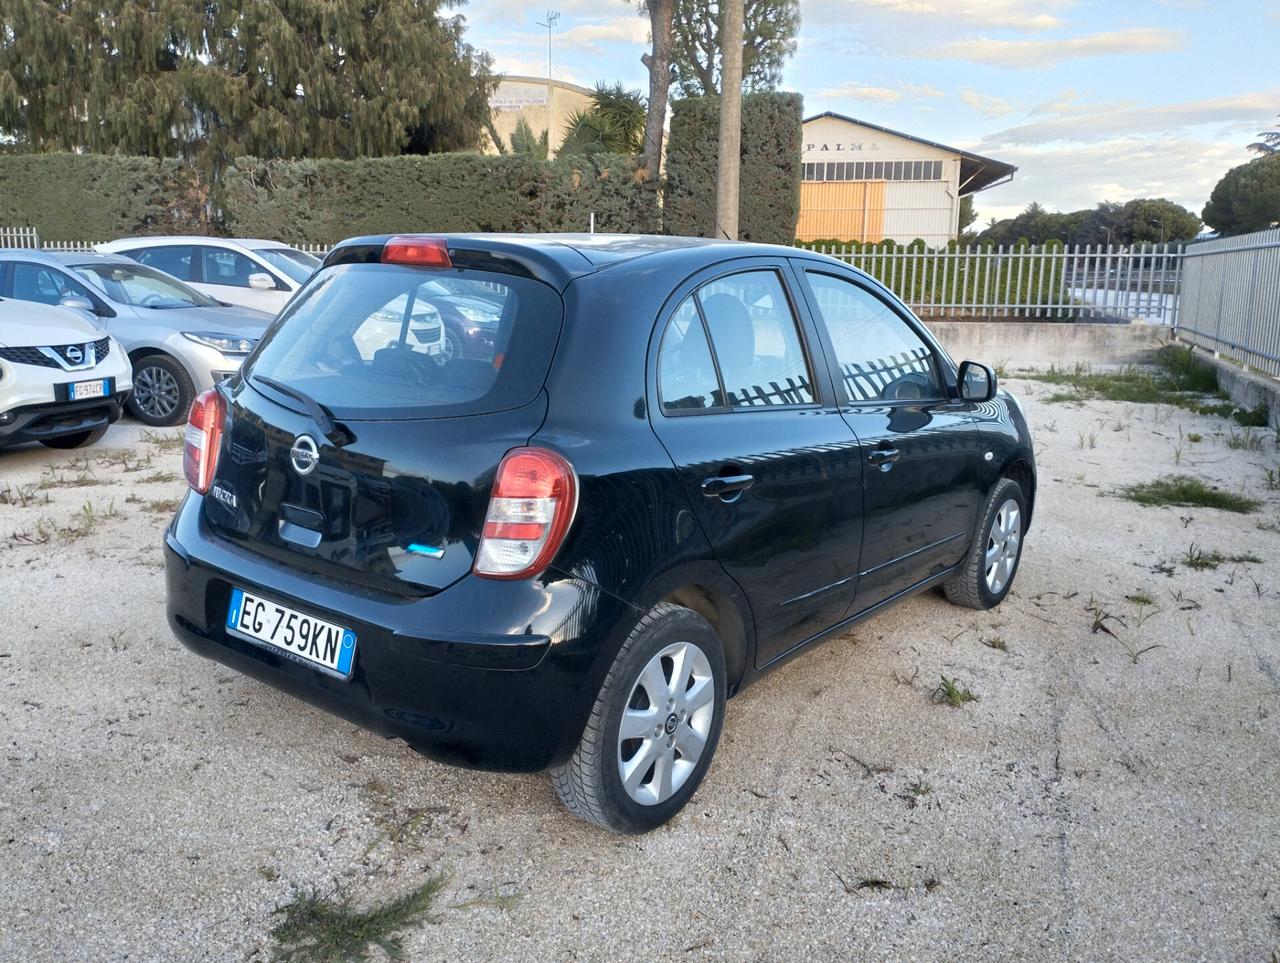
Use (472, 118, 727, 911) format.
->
(978, 90, 1280, 146)
(970, 137, 1247, 218)
(809, 0, 1071, 32)
(928, 27, 1183, 67)
(814, 82, 903, 103)
(961, 89, 1017, 118)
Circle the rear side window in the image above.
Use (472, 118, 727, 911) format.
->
(805, 272, 941, 403)
(658, 299, 721, 412)
(245, 263, 562, 420)
(696, 271, 814, 408)
(128, 246, 195, 281)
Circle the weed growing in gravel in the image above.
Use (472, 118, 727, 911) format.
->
(0, 482, 48, 508)
(1125, 591, 1155, 606)
(1077, 430, 1098, 450)
(1116, 638, 1163, 665)
(1232, 403, 1269, 428)
(1182, 543, 1263, 571)
(979, 635, 1008, 651)
(97, 449, 154, 472)
(141, 429, 185, 452)
(37, 463, 102, 490)
(1226, 427, 1264, 451)
(899, 778, 933, 808)
(1121, 475, 1260, 514)
(1264, 468, 1279, 491)
(142, 470, 181, 484)
(269, 873, 447, 963)
(932, 676, 979, 707)
(1187, 432, 1202, 443)
(125, 494, 183, 515)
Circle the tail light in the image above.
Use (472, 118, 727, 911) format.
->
(183, 388, 225, 494)
(474, 447, 578, 579)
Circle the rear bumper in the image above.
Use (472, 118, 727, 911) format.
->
(0, 392, 129, 447)
(164, 495, 635, 772)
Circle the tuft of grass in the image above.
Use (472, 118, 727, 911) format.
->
(142, 470, 181, 484)
(270, 874, 447, 963)
(1232, 403, 1269, 428)
(1120, 475, 1260, 514)
(141, 428, 185, 452)
(1186, 432, 1202, 443)
(1226, 427, 1264, 451)
(1182, 543, 1263, 571)
(0, 482, 49, 508)
(1125, 591, 1155, 606)
(932, 676, 979, 708)
(979, 635, 1008, 651)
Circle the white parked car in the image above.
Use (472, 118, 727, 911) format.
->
(0, 298, 132, 450)
(96, 237, 321, 315)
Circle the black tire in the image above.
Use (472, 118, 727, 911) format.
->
(550, 602, 727, 834)
(127, 354, 195, 427)
(944, 476, 1027, 610)
(40, 426, 109, 449)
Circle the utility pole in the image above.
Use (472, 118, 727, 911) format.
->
(714, 0, 744, 239)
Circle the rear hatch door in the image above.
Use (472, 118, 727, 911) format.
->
(204, 257, 564, 596)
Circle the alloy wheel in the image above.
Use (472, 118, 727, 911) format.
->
(616, 641, 715, 806)
(134, 364, 181, 421)
(984, 498, 1022, 595)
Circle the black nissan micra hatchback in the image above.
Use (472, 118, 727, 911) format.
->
(165, 234, 1035, 833)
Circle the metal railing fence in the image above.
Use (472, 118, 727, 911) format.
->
(2, 228, 1188, 325)
(800, 242, 1183, 323)
(1176, 227, 1280, 377)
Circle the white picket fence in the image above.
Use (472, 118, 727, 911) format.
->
(1176, 227, 1280, 377)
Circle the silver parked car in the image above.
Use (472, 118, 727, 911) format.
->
(0, 250, 272, 426)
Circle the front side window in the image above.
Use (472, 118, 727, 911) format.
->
(202, 247, 265, 289)
(806, 272, 941, 403)
(128, 245, 196, 281)
(254, 248, 320, 285)
(697, 271, 814, 408)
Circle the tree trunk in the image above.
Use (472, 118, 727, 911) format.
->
(714, 0, 744, 239)
(641, 0, 674, 178)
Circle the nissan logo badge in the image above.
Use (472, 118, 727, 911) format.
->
(290, 435, 320, 476)
(66, 344, 84, 364)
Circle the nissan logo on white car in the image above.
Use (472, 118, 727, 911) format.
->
(290, 435, 319, 476)
(65, 344, 84, 364)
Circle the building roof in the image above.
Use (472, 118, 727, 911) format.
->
(804, 111, 1017, 195)
(496, 75, 595, 98)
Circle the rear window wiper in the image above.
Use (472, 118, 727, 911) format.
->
(251, 375, 354, 447)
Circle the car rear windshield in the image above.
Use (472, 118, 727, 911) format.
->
(243, 263, 563, 420)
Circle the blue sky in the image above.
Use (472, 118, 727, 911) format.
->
(464, 0, 1280, 227)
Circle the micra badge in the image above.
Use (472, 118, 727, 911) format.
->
(211, 482, 238, 511)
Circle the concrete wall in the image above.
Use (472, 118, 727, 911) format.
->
(928, 321, 1166, 369)
(1188, 347, 1280, 430)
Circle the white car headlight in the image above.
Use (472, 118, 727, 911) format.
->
(182, 331, 257, 355)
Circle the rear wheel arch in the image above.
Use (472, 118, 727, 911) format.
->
(661, 583, 749, 693)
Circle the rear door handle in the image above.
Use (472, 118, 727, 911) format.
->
(701, 473, 755, 498)
(868, 447, 901, 467)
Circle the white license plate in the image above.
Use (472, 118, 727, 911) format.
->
(70, 379, 107, 400)
(225, 587, 356, 678)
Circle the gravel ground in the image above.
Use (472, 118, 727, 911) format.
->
(2, 379, 1279, 962)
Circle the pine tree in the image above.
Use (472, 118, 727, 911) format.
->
(0, 0, 496, 171)
(670, 0, 798, 96)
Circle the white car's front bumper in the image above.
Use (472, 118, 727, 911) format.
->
(0, 337, 133, 447)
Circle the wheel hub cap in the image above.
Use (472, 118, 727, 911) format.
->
(617, 641, 715, 807)
(984, 498, 1022, 595)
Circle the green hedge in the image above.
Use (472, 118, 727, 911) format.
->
(0, 152, 211, 241)
(221, 152, 660, 241)
(664, 92, 803, 244)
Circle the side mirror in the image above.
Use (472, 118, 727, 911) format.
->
(59, 294, 96, 314)
(248, 272, 276, 291)
(958, 360, 997, 403)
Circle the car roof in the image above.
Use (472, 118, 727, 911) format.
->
(49, 251, 140, 267)
(99, 236, 293, 251)
(325, 233, 832, 291)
